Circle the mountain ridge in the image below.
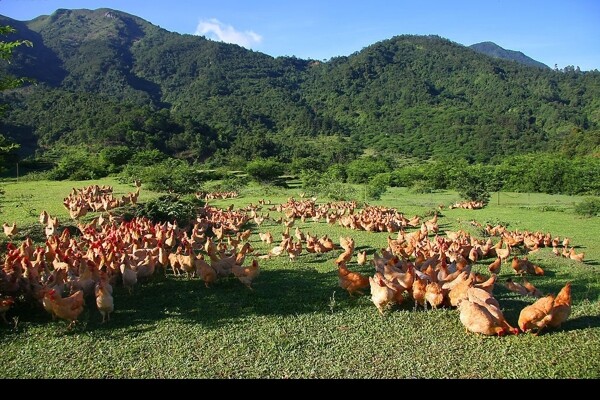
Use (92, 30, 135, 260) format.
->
(0, 8, 598, 165)
(469, 41, 549, 69)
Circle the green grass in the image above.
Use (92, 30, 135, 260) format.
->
(0, 180, 599, 378)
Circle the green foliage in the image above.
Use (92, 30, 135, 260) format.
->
(574, 197, 600, 217)
(365, 173, 390, 200)
(245, 158, 285, 183)
(98, 145, 134, 174)
(346, 157, 390, 184)
(120, 157, 203, 194)
(134, 194, 201, 225)
(1, 11, 600, 194)
(47, 149, 109, 180)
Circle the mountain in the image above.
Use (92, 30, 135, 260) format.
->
(469, 41, 549, 69)
(0, 8, 598, 166)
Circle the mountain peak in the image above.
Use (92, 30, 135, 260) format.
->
(469, 41, 549, 69)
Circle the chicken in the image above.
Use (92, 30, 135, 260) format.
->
(473, 273, 497, 295)
(194, 255, 218, 288)
(424, 281, 444, 310)
(369, 272, 397, 315)
(411, 276, 428, 310)
(0, 296, 15, 323)
(548, 282, 571, 328)
(338, 262, 370, 296)
(259, 231, 274, 245)
(488, 257, 501, 274)
(464, 287, 519, 335)
(458, 300, 509, 336)
(95, 280, 114, 323)
(448, 273, 475, 307)
(568, 248, 585, 262)
(505, 278, 529, 296)
(356, 250, 367, 266)
(518, 295, 555, 335)
(119, 257, 138, 294)
(44, 289, 85, 329)
(522, 278, 543, 298)
(3, 222, 18, 238)
(231, 259, 260, 290)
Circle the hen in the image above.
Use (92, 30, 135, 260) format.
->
(548, 282, 571, 328)
(424, 281, 444, 309)
(338, 262, 370, 297)
(518, 294, 555, 335)
(44, 289, 85, 329)
(231, 259, 260, 290)
(458, 300, 509, 336)
(194, 255, 218, 288)
(369, 272, 397, 315)
(0, 296, 14, 323)
(95, 280, 114, 323)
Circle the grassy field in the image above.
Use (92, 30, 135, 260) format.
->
(0, 179, 599, 378)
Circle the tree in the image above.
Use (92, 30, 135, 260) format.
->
(1, 25, 32, 173)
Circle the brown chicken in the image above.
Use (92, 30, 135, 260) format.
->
(0, 296, 14, 323)
(356, 250, 368, 266)
(3, 222, 18, 238)
(338, 262, 370, 296)
(369, 272, 397, 315)
(194, 255, 218, 288)
(488, 257, 502, 274)
(548, 282, 572, 328)
(505, 278, 529, 296)
(424, 281, 444, 309)
(467, 287, 518, 335)
(522, 278, 543, 298)
(44, 289, 85, 329)
(411, 276, 428, 310)
(518, 294, 555, 335)
(473, 273, 497, 295)
(458, 300, 510, 336)
(568, 248, 585, 262)
(95, 280, 114, 323)
(231, 259, 260, 290)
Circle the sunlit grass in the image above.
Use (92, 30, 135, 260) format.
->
(0, 179, 598, 378)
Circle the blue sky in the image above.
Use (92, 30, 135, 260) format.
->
(1, 0, 599, 70)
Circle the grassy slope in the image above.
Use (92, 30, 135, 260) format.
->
(0, 180, 599, 378)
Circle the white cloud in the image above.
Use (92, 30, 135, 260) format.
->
(195, 18, 262, 48)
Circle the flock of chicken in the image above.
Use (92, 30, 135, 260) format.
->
(0, 185, 584, 337)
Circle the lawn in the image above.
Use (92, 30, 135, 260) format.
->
(0, 179, 599, 378)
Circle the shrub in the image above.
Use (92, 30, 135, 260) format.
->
(47, 151, 109, 180)
(134, 194, 202, 225)
(246, 158, 285, 183)
(574, 197, 600, 217)
(365, 173, 390, 200)
(346, 157, 390, 184)
(119, 158, 203, 193)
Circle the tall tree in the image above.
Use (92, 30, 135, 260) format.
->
(0, 25, 32, 172)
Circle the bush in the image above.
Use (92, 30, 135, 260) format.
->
(134, 194, 202, 225)
(47, 151, 109, 180)
(574, 197, 600, 217)
(119, 158, 203, 193)
(346, 157, 390, 184)
(246, 158, 285, 183)
(365, 173, 390, 200)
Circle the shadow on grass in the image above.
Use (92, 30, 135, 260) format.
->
(0, 267, 342, 336)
